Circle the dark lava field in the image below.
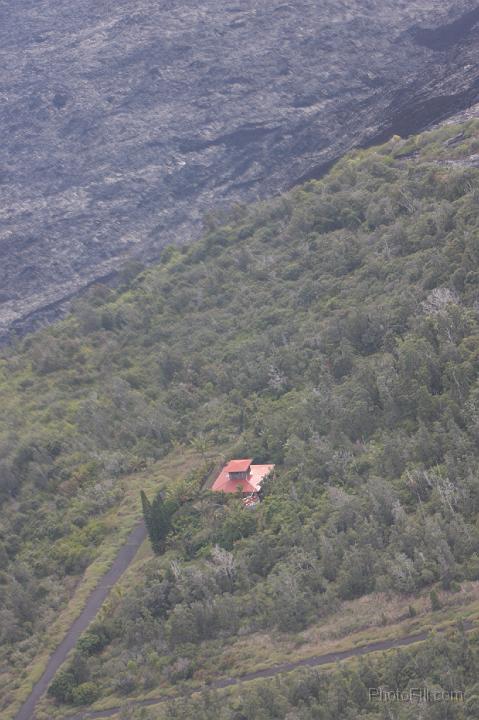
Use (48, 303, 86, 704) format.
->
(2, 0, 479, 336)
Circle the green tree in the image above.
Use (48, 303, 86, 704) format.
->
(430, 589, 442, 611)
(141, 490, 176, 554)
(47, 670, 77, 703)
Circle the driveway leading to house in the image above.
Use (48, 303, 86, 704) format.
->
(14, 521, 147, 720)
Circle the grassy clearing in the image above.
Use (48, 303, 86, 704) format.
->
(36, 581, 479, 720)
(204, 583, 479, 679)
(59, 598, 479, 720)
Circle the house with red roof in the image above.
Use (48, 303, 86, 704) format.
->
(211, 458, 275, 505)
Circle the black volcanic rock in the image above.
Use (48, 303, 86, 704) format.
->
(2, 0, 479, 336)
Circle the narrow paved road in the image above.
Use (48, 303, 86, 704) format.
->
(70, 620, 475, 720)
(14, 522, 147, 720)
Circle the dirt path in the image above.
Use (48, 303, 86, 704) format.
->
(14, 514, 475, 720)
(14, 522, 147, 720)
(70, 620, 475, 720)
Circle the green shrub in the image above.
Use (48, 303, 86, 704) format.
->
(77, 632, 105, 655)
(47, 670, 77, 703)
(71, 681, 100, 706)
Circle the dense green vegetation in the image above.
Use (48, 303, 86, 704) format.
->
(140, 490, 177, 555)
(3, 120, 479, 712)
(117, 628, 479, 719)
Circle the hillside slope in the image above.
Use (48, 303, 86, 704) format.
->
(3, 121, 479, 716)
(91, 629, 479, 720)
(3, 0, 479, 336)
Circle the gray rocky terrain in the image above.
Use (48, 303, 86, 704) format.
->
(2, 0, 479, 337)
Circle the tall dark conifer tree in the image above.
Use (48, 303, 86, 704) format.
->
(140, 490, 174, 554)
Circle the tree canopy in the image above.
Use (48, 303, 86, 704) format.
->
(3, 120, 479, 712)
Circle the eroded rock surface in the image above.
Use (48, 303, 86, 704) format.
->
(2, 0, 479, 336)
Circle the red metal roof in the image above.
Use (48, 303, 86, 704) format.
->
(211, 461, 275, 494)
(248, 464, 275, 491)
(224, 458, 253, 472)
(211, 471, 256, 494)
